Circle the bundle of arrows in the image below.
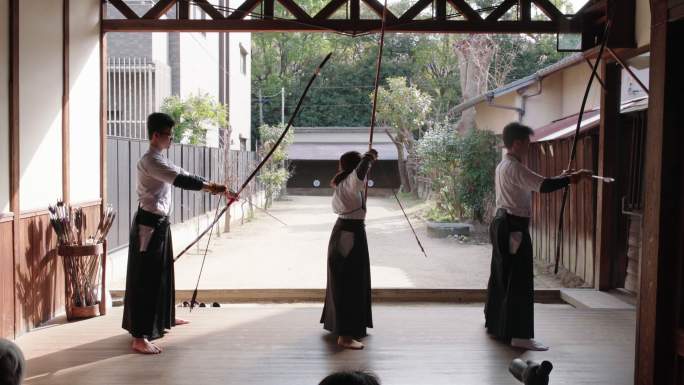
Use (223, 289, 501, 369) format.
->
(48, 202, 116, 246)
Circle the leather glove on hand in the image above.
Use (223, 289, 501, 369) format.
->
(364, 149, 378, 161)
(205, 182, 227, 195)
(567, 169, 593, 184)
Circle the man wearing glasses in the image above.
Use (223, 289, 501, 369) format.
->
(122, 112, 236, 354)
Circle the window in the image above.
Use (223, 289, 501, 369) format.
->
(239, 136, 247, 151)
(240, 44, 248, 75)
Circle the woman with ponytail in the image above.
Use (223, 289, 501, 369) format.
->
(320, 149, 378, 349)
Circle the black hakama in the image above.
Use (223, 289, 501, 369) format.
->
(122, 208, 176, 340)
(484, 208, 534, 341)
(321, 218, 373, 337)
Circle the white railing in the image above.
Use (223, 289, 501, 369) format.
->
(107, 57, 171, 140)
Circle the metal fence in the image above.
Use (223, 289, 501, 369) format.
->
(106, 137, 259, 250)
(107, 57, 171, 140)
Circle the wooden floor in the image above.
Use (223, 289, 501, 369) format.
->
(16, 304, 635, 385)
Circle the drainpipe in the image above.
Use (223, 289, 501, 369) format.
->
(519, 78, 543, 120)
(485, 76, 543, 122)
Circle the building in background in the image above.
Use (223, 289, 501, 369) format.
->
(454, 52, 650, 294)
(106, 0, 251, 150)
(287, 127, 401, 195)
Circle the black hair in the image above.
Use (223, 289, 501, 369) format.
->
(0, 339, 25, 385)
(502, 122, 534, 148)
(147, 112, 175, 139)
(319, 371, 380, 385)
(330, 151, 362, 187)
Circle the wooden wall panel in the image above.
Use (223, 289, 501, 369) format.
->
(529, 133, 598, 285)
(14, 202, 100, 335)
(0, 220, 15, 338)
(16, 213, 62, 333)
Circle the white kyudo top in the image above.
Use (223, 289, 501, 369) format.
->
(332, 171, 367, 220)
(136, 147, 189, 216)
(495, 153, 544, 218)
(136, 147, 189, 252)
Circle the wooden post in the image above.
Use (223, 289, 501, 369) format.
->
(9, 0, 19, 339)
(635, 3, 684, 384)
(594, 61, 621, 291)
(100, 0, 108, 215)
(63, 0, 70, 204)
(100, 240, 107, 316)
(435, 0, 446, 21)
(519, 0, 531, 21)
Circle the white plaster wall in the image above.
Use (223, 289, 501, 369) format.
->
(228, 32, 251, 150)
(0, 0, 10, 213)
(151, 32, 168, 65)
(179, 32, 220, 147)
(561, 63, 601, 117)
(19, 0, 63, 211)
(69, 0, 101, 204)
(474, 92, 519, 134)
(521, 73, 563, 129)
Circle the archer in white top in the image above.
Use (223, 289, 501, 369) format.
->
(331, 149, 378, 220)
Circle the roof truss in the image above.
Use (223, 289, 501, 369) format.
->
(102, 0, 594, 35)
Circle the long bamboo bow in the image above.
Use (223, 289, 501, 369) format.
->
(553, 10, 614, 274)
(365, 0, 427, 258)
(177, 52, 333, 310)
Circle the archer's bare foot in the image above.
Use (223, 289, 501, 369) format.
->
(337, 336, 364, 350)
(132, 338, 162, 354)
(175, 318, 190, 325)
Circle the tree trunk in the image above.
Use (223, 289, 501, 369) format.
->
(453, 35, 496, 133)
(386, 130, 412, 193)
(396, 149, 411, 193)
(223, 127, 233, 233)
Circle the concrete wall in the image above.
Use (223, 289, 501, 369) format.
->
(69, 0, 101, 204)
(19, 0, 63, 211)
(228, 33, 252, 150)
(0, 0, 9, 213)
(228, 0, 251, 150)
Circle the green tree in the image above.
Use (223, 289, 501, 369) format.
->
(256, 123, 294, 208)
(161, 93, 227, 146)
(375, 77, 432, 193)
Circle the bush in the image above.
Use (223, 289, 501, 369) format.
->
(416, 124, 498, 222)
(457, 128, 498, 222)
(416, 123, 463, 221)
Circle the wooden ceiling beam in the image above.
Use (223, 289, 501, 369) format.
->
(362, 0, 397, 21)
(485, 0, 516, 21)
(102, 18, 578, 33)
(194, 0, 226, 19)
(532, 0, 563, 21)
(142, 0, 177, 19)
(277, 0, 312, 20)
(109, 0, 139, 19)
(227, 0, 262, 19)
(447, 0, 483, 21)
(398, 0, 431, 21)
(314, 0, 347, 20)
